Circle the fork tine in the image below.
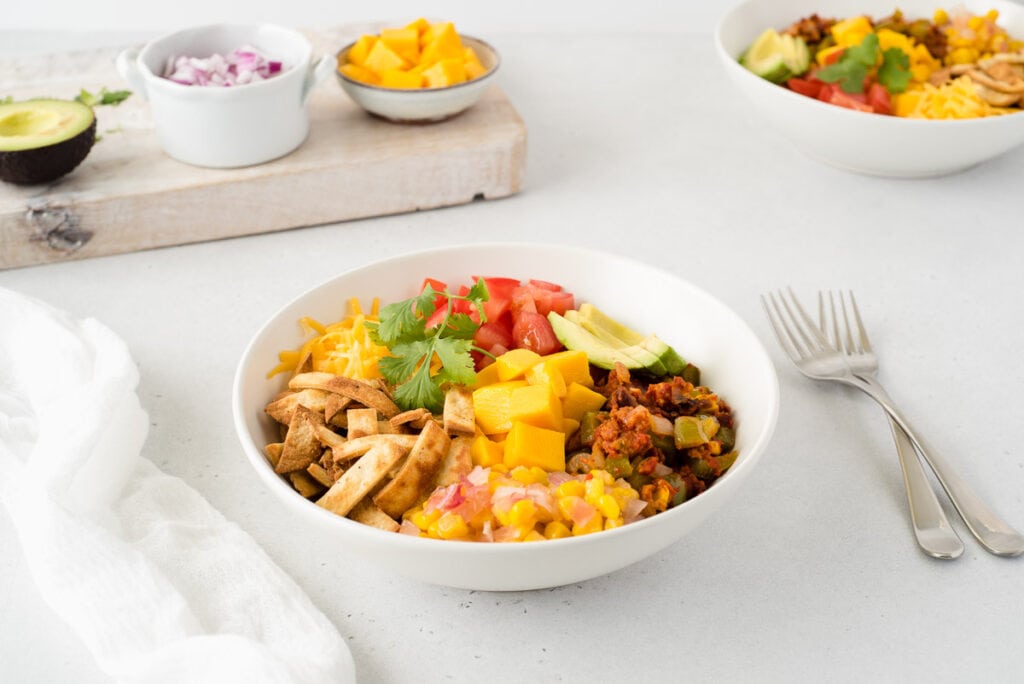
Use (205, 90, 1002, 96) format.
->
(761, 293, 807, 361)
(846, 290, 874, 353)
(782, 287, 833, 352)
(819, 290, 844, 352)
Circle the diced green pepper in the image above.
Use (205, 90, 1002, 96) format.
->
(716, 426, 736, 452)
(674, 415, 709, 449)
(605, 456, 633, 479)
(579, 411, 607, 447)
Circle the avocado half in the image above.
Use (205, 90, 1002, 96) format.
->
(0, 99, 96, 185)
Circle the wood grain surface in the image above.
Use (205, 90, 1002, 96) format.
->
(0, 27, 526, 270)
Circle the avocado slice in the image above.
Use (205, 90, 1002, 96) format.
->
(567, 309, 667, 375)
(547, 312, 645, 370)
(0, 99, 96, 184)
(573, 303, 688, 376)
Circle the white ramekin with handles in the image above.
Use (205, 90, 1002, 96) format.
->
(117, 23, 334, 168)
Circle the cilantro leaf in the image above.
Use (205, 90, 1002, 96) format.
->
(878, 47, 911, 93)
(433, 338, 476, 387)
(370, 280, 491, 411)
(74, 87, 132, 107)
(393, 362, 445, 414)
(818, 33, 880, 94)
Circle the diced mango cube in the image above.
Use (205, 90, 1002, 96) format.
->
(495, 348, 542, 381)
(463, 47, 487, 79)
(470, 434, 504, 467)
(830, 15, 872, 47)
(509, 384, 563, 431)
(364, 40, 409, 74)
(422, 58, 467, 88)
(405, 17, 431, 35)
(339, 63, 380, 85)
(473, 380, 527, 434)
(380, 27, 420, 64)
(420, 21, 457, 48)
(471, 361, 501, 389)
(421, 24, 465, 65)
(538, 350, 593, 388)
(503, 421, 566, 472)
(347, 35, 378, 67)
(561, 382, 608, 422)
(525, 361, 566, 398)
(562, 418, 580, 441)
(380, 69, 423, 89)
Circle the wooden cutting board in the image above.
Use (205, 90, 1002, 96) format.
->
(0, 27, 526, 271)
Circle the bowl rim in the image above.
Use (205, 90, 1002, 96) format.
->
(334, 34, 501, 93)
(714, 0, 1024, 127)
(232, 241, 780, 555)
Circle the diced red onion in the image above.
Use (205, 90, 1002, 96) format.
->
(649, 414, 674, 436)
(623, 498, 648, 524)
(162, 44, 286, 86)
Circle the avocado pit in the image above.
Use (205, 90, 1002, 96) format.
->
(0, 99, 96, 185)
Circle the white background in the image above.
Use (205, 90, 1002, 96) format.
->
(3, 1, 1024, 683)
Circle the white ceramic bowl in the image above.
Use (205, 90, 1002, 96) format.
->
(116, 23, 334, 168)
(232, 243, 779, 591)
(715, 0, 1024, 177)
(335, 36, 500, 123)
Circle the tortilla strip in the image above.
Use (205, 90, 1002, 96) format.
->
(435, 436, 473, 487)
(289, 470, 324, 498)
(349, 499, 401, 533)
(276, 405, 325, 473)
(289, 372, 400, 418)
(443, 387, 475, 436)
(374, 420, 451, 519)
(316, 440, 407, 516)
(292, 348, 314, 377)
(331, 434, 419, 463)
(390, 408, 432, 430)
(347, 407, 380, 439)
(324, 393, 353, 427)
(313, 423, 347, 451)
(306, 462, 334, 488)
(264, 442, 283, 469)
(265, 388, 329, 425)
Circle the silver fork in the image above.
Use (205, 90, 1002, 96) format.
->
(763, 288, 1024, 558)
(818, 291, 963, 560)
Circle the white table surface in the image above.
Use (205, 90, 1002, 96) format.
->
(3, 9, 1024, 683)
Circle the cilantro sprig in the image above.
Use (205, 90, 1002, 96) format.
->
(818, 33, 911, 94)
(74, 87, 133, 107)
(367, 280, 490, 413)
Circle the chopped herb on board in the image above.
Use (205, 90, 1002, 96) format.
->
(74, 88, 132, 107)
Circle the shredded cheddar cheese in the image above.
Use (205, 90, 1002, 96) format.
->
(268, 297, 390, 380)
(894, 75, 1016, 118)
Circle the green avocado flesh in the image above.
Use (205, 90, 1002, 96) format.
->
(548, 306, 687, 376)
(0, 99, 96, 184)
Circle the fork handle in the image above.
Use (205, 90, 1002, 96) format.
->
(887, 415, 964, 559)
(848, 374, 1024, 557)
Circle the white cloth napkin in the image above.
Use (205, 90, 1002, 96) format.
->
(0, 287, 355, 684)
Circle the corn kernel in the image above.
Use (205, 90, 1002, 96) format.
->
(557, 495, 585, 521)
(523, 530, 546, 542)
(968, 15, 984, 32)
(408, 510, 433, 531)
(509, 499, 537, 527)
(934, 8, 949, 25)
(573, 514, 603, 536)
(584, 476, 605, 503)
(544, 521, 572, 539)
(436, 512, 469, 539)
(596, 494, 621, 520)
(556, 480, 585, 499)
(604, 517, 624, 531)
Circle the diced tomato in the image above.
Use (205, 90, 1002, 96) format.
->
(474, 321, 514, 352)
(867, 82, 892, 115)
(512, 311, 562, 355)
(420, 278, 448, 311)
(510, 287, 537, 315)
(425, 306, 447, 329)
(546, 291, 575, 315)
(817, 83, 835, 102)
(822, 48, 845, 66)
(787, 77, 823, 99)
(478, 276, 518, 323)
(828, 90, 873, 112)
(527, 279, 562, 292)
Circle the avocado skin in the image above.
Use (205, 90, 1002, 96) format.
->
(0, 117, 96, 185)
